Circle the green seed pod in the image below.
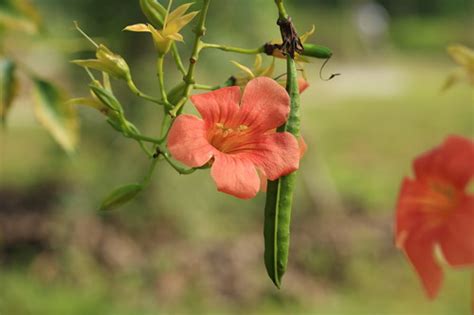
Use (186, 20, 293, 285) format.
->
(100, 183, 143, 211)
(302, 43, 332, 59)
(264, 56, 301, 288)
(139, 0, 166, 28)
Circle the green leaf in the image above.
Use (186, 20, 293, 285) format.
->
(0, 58, 18, 125)
(0, 0, 42, 34)
(100, 183, 143, 211)
(32, 77, 78, 153)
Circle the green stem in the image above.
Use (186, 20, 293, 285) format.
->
(170, 0, 212, 117)
(142, 157, 160, 187)
(156, 55, 171, 108)
(201, 42, 264, 55)
(159, 114, 173, 141)
(126, 132, 163, 144)
(127, 79, 164, 105)
(137, 141, 153, 157)
(194, 83, 218, 91)
(275, 0, 288, 19)
(161, 152, 196, 175)
(171, 43, 187, 75)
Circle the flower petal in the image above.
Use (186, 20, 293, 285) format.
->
(439, 196, 474, 267)
(395, 178, 429, 238)
(298, 136, 308, 158)
(234, 132, 300, 181)
(258, 170, 268, 192)
(414, 135, 474, 189)
(166, 11, 199, 34)
(402, 231, 443, 299)
(167, 115, 215, 167)
(298, 78, 309, 93)
(210, 153, 260, 199)
(190, 86, 241, 126)
(239, 77, 290, 132)
(167, 3, 194, 22)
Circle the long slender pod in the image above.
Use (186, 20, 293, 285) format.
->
(264, 55, 301, 288)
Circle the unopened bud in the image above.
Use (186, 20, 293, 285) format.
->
(139, 0, 166, 28)
(89, 81, 123, 113)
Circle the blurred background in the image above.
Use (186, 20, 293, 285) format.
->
(0, 0, 473, 314)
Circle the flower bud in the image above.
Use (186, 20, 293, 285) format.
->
(89, 81, 123, 113)
(139, 0, 166, 28)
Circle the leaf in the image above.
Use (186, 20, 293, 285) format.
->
(447, 45, 474, 68)
(100, 183, 143, 211)
(441, 69, 464, 92)
(0, 0, 42, 34)
(32, 78, 78, 153)
(0, 58, 18, 125)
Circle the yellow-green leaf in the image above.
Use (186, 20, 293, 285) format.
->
(100, 183, 143, 211)
(448, 45, 474, 69)
(0, 0, 42, 34)
(0, 58, 18, 125)
(32, 78, 78, 153)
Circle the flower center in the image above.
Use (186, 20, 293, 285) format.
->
(208, 122, 250, 153)
(418, 180, 459, 213)
(408, 179, 461, 231)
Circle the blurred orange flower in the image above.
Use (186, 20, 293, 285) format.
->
(395, 135, 474, 298)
